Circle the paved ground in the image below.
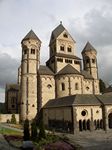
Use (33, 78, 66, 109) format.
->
(65, 130, 112, 150)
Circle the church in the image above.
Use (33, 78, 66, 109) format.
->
(5, 23, 112, 133)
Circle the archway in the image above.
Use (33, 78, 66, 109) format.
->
(108, 113, 112, 129)
(79, 120, 83, 131)
(87, 119, 90, 130)
(83, 120, 87, 130)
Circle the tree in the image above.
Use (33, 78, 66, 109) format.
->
(23, 119, 30, 141)
(38, 120, 46, 140)
(31, 120, 37, 141)
(99, 79, 106, 93)
(11, 114, 16, 124)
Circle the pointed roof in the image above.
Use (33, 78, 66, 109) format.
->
(22, 30, 41, 42)
(49, 23, 75, 45)
(56, 64, 81, 75)
(82, 41, 97, 53)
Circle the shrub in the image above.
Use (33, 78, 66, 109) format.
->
(31, 120, 37, 141)
(38, 120, 46, 140)
(7, 119, 10, 123)
(11, 114, 16, 124)
(23, 119, 30, 141)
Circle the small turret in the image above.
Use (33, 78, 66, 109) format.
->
(82, 42, 98, 79)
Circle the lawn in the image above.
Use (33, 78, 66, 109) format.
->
(0, 126, 23, 136)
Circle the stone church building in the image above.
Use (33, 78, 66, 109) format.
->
(5, 23, 112, 133)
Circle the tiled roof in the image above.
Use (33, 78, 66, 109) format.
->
(22, 30, 41, 42)
(82, 41, 97, 53)
(81, 70, 94, 79)
(104, 86, 112, 93)
(38, 65, 54, 75)
(97, 93, 112, 105)
(56, 64, 81, 76)
(44, 94, 102, 108)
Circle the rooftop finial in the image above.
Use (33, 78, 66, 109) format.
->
(60, 21, 62, 24)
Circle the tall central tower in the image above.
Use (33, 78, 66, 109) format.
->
(20, 30, 41, 121)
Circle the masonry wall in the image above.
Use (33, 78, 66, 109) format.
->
(0, 114, 19, 123)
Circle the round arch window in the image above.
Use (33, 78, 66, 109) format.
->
(47, 84, 52, 89)
(81, 110, 87, 116)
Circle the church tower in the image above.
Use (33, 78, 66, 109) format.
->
(46, 22, 81, 73)
(20, 30, 41, 121)
(82, 42, 98, 79)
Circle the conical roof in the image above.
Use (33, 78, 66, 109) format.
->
(82, 41, 96, 53)
(22, 30, 41, 42)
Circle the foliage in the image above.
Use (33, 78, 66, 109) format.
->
(7, 119, 10, 123)
(38, 120, 46, 140)
(35, 133, 60, 150)
(23, 119, 30, 141)
(31, 120, 37, 141)
(11, 114, 16, 124)
(99, 79, 106, 93)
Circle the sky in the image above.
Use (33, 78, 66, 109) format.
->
(0, 0, 112, 102)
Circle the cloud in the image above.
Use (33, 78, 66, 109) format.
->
(0, 52, 19, 88)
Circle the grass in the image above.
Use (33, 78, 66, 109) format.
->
(0, 127, 23, 136)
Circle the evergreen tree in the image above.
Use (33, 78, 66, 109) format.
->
(31, 120, 37, 141)
(11, 114, 16, 124)
(38, 120, 46, 140)
(23, 119, 30, 141)
(99, 79, 106, 93)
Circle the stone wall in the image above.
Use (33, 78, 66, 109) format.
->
(0, 114, 19, 123)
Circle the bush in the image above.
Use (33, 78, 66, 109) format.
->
(11, 114, 16, 124)
(31, 120, 37, 141)
(23, 119, 30, 141)
(7, 119, 10, 123)
(38, 120, 46, 140)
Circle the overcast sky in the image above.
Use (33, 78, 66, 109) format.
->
(0, 0, 112, 102)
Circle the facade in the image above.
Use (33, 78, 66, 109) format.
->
(5, 84, 19, 113)
(5, 23, 112, 133)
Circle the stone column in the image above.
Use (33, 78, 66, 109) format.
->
(90, 108, 94, 131)
(103, 106, 108, 132)
(72, 107, 79, 133)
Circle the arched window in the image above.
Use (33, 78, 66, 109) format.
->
(47, 84, 52, 89)
(31, 49, 35, 54)
(94, 120, 97, 130)
(67, 46, 72, 52)
(79, 120, 83, 131)
(61, 83, 65, 91)
(97, 120, 100, 129)
(83, 120, 87, 130)
(92, 59, 95, 63)
(86, 59, 90, 64)
(75, 83, 79, 90)
(24, 49, 27, 54)
(87, 119, 90, 130)
(63, 33, 68, 38)
(60, 45, 65, 51)
(100, 119, 103, 129)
